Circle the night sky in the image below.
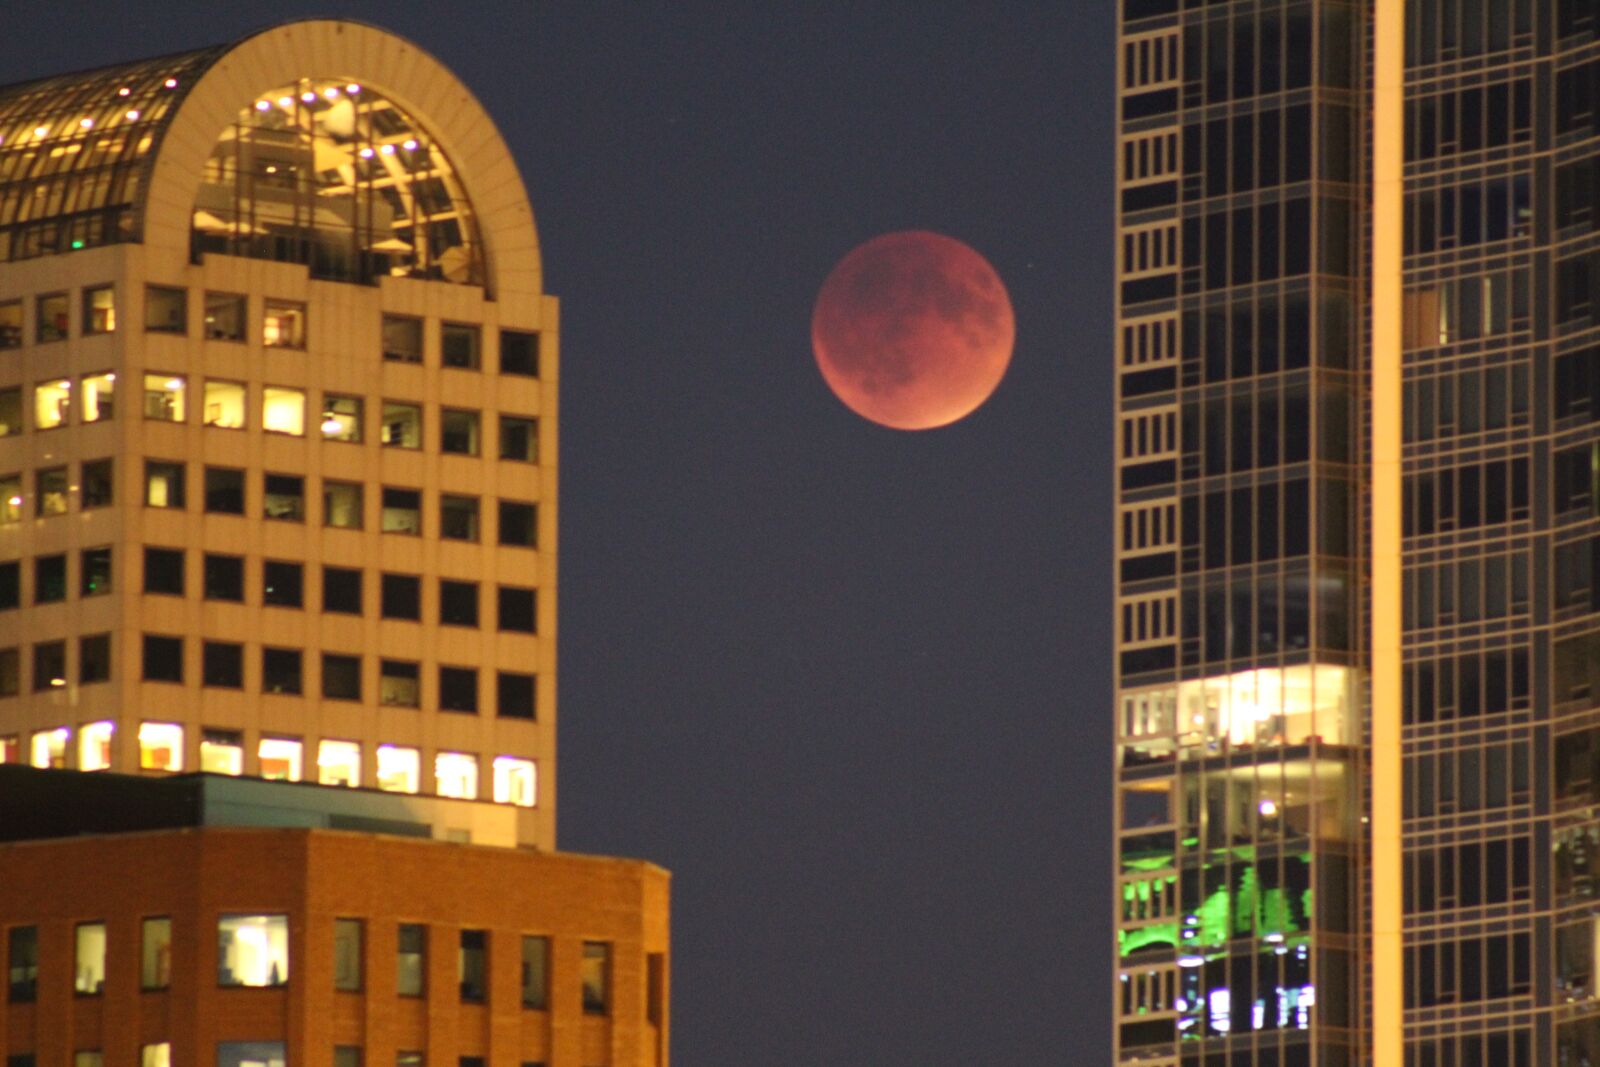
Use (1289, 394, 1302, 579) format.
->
(2, 3, 1117, 1061)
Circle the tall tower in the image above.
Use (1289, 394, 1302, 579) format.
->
(1111, 1, 1600, 1065)
(0, 20, 557, 847)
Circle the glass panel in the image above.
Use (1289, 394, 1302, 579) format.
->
(458, 929, 486, 1001)
(324, 482, 362, 528)
(435, 752, 478, 799)
(263, 300, 305, 347)
(1177, 664, 1355, 750)
(82, 373, 115, 421)
(380, 661, 420, 707)
(259, 737, 302, 781)
(31, 728, 67, 768)
(321, 395, 361, 441)
(382, 315, 422, 362)
(139, 1045, 169, 1067)
(141, 918, 172, 990)
(262, 387, 305, 435)
(381, 488, 420, 534)
(83, 287, 115, 334)
(494, 757, 537, 807)
(7, 926, 37, 1001)
(143, 374, 185, 421)
(381, 402, 421, 447)
(521, 936, 548, 1008)
(35, 379, 72, 428)
(203, 292, 245, 341)
(217, 1044, 284, 1067)
(217, 914, 289, 986)
(0, 388, 19, 435)
(139, 722, 183, 771)
(263, 474, 303, 521)
(333, 919, 362, 991)
(200, 730, 243, 774)
(143, 462, 184, 509)
(499, 416, 537, 462)
(440, 409, 479, 454)
(0, 475, 18, 524)
(203, 380, 245, 428)
(318, 740, 360, 787)
(75, 923, 106, 994)
(581, 942, 610, 1014)
(441, 323, 479, 369)
(0, 302, 19, 347)
(397, 924, 424, 996)
(376, 745, 420, 793)
(194, 82, 484, 286)
(145, 287, 186, 333)
(37, 293, 67, 342)
(78, 721, 114, 771)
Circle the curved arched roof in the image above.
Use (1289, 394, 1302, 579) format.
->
(0, 20, 541, 300)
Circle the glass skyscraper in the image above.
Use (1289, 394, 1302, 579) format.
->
(1112, 1, 1599, 1064)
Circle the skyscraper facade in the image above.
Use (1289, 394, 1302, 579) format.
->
(1112, 1, 1599, 1065)
(0, 19, 556, 847)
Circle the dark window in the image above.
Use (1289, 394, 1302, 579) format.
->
(145, 286, 186, 333)
(262, 647, 302, 695)
(205, 467, 245, 514)
(33, 554, 66, 603)
(497, 672, 536, 720)
(381, 574, 421, 620)
(581, 942, 609, 1014)
(0, 648, 17, 696)
(440, 581, 478, 627)
(204, 554, 245, 601)
(37, 466, 69, 516)
(144, 461, 185, 509)
(521, 936, 548, 1009)
(262, 561, 303, 608)
(499, 415, 538, 462)
(440, 667, 478, 713)
(441, 323, 480, 369)
(324, 481, 363, 528)
(397, 924, 425, 996)
(36, 292, 67, 343)
(144, 548, 184, 596)
(7, 926, 38, 1002)
(79, 634, 110, 684)
(500, 329, 539, 376)
(323, 567, 362, 614)
(322, 654, 361, 701)
(381, 488, 421, 535)
(203, 641, 244, 688)
(380, 660, 420, 707)
(81, 458, 113, 508)
(0, 562, 17, 610)
(81, 547, 111, 596)
(498, 586, 536, 632)
(459, 929, 486, 1002)
(382, 315, 422, 363)
(498, 501, 537, 547)
(440, 495, 479, 541)
(142, 635, 183, 683)
(203, 292, 246, 340)
(440, 409, 480, 454)
(263, 473, 304, 521)
(31, 641, 65, 691)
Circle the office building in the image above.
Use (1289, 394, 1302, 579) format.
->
(1112, 1, 1598, 1065)
(0, 18, 555, 849)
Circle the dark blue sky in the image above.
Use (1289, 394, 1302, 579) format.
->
(2, 3, 1116, 1061)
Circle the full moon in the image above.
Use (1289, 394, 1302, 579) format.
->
(811, 230, 1014, 430)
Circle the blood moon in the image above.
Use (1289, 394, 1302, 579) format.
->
(811, 230, 1014, 430)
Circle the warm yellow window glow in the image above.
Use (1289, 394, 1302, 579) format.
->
(1177, 664, 1354, 751)
(263, 386, 306, 435)
(84, 286, 115, 334)
(435, 751, 478, 799)
(140, 1044, 170, 1067)
(318, 739, 361, 787)
(262, 301, 306, 348)
(376, 744, 420, 793)
(142, 374, 185, 421)
(200, 731, 244, 775)
(31, 727, 68, 768)
(34, 379, 71, 428)
(0, 736, 18, 763)
(321, 395, 362, 441)
(79, 720, 114, 771)
(82, 372, 115, 422)
(139, 722, 184, 771)
(259, 737, 302, 781)
(203, 380, 246, 429)
(493, 756, 537, 807)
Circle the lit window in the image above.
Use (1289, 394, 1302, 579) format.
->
(440, 408, 479, 454)
(32, 641, 66, 691)
(217, 1042, 285, 1067)
(141, 918, 171, 989)
(79, 721, 114, 771)
(493, 757, 537, 807)
(441, 323, 480, 369)
(37, 466, 69, 516)
(203, 292, 246, 341)
(499, 415, 538, 462)
(381, 488, 421, 535)
(143, 461, 185, 508)
(203, 380, 246, 428)
(382, 315, 423, 362)
(0, 474, 19, 524)
(82, 372, 115, 421)
(200, 729, 244, 775)
(35, 379, 72, 428)
(31, 727, 67, 768)
(75, 922, 106, 994)
(139, 722, 183, 771)
(263, 473, 304, 521)
(381, 402, 421, 448)
(435, 751, 478, 799)
(0, 387, 19, 435)
(380, 660, 420, 707)
(324, 481, 363, 528)
(81, 459, 114, 509)
(0, 300, 19, 347)
(259, 737, 303, 781)
(0, 735, 16, 761)
(263, 300, 306, 348)
(263, 386, 306, 435)
(143, 374, 185, 421)
(83, 286, 115, 334)
(217, 914, 289, 986)
(397, 924, 425, 996)
(144, 286, 186, 333)
(376, 744, 420, 793)
(76, 1051, 102, 1067)
(321, 395, 362, 441)
(581, 942, 610, 1014)
(140, 1044, 169, 1067)
(333, 919, 362, 991)
(319, 739, 361, 787)
(37, 292, 68, 342)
